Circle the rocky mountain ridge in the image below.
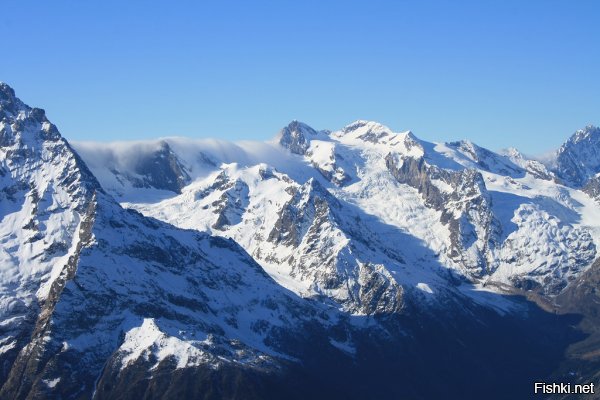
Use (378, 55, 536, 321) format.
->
(2, 82, 600, 399)
(81, 119, 600, 302)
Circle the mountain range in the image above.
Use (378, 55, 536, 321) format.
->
(1, 82, 599, 399)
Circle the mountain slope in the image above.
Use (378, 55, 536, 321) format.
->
(1, 82, 597, 399)
(0, 83, 341, 399)
(78, 121, 600, 303)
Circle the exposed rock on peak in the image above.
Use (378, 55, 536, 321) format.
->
(0, 82, 17, 105)
(128, 140, 191, 193)
(339, 120, 394, 143)
(569, 124, 600, 144)
(385, 153, 501, 278)
(554, 125, 600, 187)
(0, 85, 62, 145)
(276, 120, 319, 155)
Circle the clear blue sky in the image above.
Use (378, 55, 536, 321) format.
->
(2, 0, 599, 154)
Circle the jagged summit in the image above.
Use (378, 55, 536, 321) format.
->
(0, 82, 16, 102)
(554, 125, 600, 187)
(1, 82, 41, 120)
(1, 83, 64, 147)
(0, 82, 100, 190)
(275, 120, 321, 155)
(566, 124, 600, 145)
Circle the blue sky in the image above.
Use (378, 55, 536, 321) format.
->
(2, 0, 599, 154)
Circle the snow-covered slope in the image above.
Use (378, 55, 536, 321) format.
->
(0, 83, 101, 372)
(76, 120, 600, 301)
(3, 82, 599, 399)
(0, 83, 342, 399)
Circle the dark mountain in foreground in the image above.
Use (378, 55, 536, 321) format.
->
(1, 82, 599, 399)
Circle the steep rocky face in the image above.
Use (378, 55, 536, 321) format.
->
(385, 153, 501, 278)
(385, 151, 598, 295)
(152, 164, 408, 315)
(276, 120, 318, 155)
(128, 141, 191, 193)
(553, 125, 600, 187)
(267, 178, 404, 315)
(211, 177, 250, 230)
(0, 82, 102, 386)
(107, 140, 191, 194)
(583, 175, 600, 202)
(72, 139, 211, 200)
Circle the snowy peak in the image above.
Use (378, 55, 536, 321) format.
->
(1, 84, 347, 399)
(446, 140, 524, 177)
(0, 82, 24, 118)
(501, 146, 532, 164)
(0, 83, 105, 389)
(554, 125, 600, 187)
(335, 120, 411, 146)
(501, 147, 554, 180)
(567, 124, 600, 145)
(339, 120, 393, 142)
(0, 83, 62, 146)
(333, 120, 425, 159)
(276, 120, 321, 155)
(0, 83, 99, 192)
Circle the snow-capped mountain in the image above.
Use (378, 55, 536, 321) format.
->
(2, 82, 599, 399)
(0, 83, 346, 399)
(76, 120, 600, 301)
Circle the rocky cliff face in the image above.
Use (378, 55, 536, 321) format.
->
(553, 125, 600, 187)
(583, 174, 600, 202)
(0, 82, 102, 388)
(276, 120, 319, 155)
(266, 178, 404, 315)
(385, 153, 501, 278)
(125, 141, 191, 193)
